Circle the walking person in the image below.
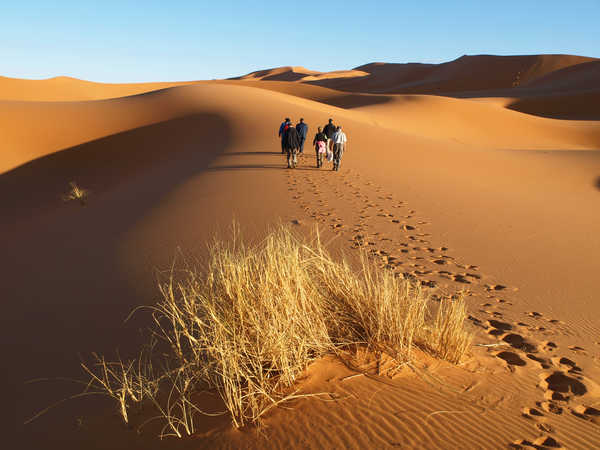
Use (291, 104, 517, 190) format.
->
(323, 118, 336, 154)
(296, 118, 308, 155)
(278, 117, 291, 154)
(331, 125, 347, 171)
(284, 122, 301, 168)
(312, 126, 327, 168)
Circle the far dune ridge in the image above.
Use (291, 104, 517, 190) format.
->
(232, 53, 598, 94)
(3, 53, 600, 450)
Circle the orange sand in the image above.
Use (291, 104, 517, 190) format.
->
(3, 54, 600, 449)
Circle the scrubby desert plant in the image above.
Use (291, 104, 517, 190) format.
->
(80, 225, 473, 435)
(62, 181, 89, 205)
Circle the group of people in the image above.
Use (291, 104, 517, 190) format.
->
(278, 117, 347, 171)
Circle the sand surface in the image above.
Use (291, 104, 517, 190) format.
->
(3, 54, 600, 449)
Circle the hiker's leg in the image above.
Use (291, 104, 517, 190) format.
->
(293, 149, 298, 167)
(299, 138, 305, 154)
(287, 149, 292, 168)
(332, 144, 338, 170)
(281, 139, 285, 154)
(337, 144, 344, 170)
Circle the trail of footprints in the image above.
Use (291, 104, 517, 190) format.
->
(285, 167, 598, 448)
(286, 168, 489, 295)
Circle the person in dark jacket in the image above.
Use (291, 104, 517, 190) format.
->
(278, 117, 291, 154)
(295, 118, 308, 155)
(284, 122, 301, 168)
(323, 118, 336, 153)
(312, 126, 327, 168)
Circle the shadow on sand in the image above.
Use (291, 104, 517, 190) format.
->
(2, 113, 234, 450)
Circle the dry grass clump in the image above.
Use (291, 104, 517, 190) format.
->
(81, 225, 472, 435)
(62, 181, 89, 205)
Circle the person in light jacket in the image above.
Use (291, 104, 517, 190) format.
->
(331, 125, 347, 172)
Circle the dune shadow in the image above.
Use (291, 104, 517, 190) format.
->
(1, 113, 233, 447)
(0, 114, 232, 224)
(322, 93, 393, 109)
(224, 151, 281, 156)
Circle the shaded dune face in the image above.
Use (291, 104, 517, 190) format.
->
(2, 57, 600, 450)
(0, 113, 232, 226)
(230, 54, 600, 119)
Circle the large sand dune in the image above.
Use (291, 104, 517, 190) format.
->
(3, 55, 600, 449)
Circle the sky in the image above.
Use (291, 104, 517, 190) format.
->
(1, 0, 599, 82)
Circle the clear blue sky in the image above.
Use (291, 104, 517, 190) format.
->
(1, 0, 598, 82)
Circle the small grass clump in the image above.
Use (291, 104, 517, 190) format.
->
(80, 225, 472, 436)
(62, 181, 89, 205)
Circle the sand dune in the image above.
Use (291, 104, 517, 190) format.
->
(0, 75, 196, 101)
(524, 59, 600, 91)
(303, 54, 598, 94)
(3, 58, 600, 449)
(230, 54, 600, 120)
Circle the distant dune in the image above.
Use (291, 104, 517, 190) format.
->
(233, 54, 598, 94)
(3, 54, 600, 450)
(0, 75, 197, 101)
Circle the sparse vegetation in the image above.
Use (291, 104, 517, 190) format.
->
(62, 181, 89, 205)
(80, 225, 472, 437)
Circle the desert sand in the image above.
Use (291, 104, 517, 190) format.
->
(3, 54, 600, 449)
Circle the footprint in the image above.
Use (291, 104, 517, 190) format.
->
(497, 351, 526, 366)
(486, 284, 507, 291)
(542, 341, 558, 352)
(538, 401, 563, 415)
(510, 436, 561, 449)
(488, 320, 512, 331)
(539, 371, 587, 398)
(532, 436, 561, 448)
(571, 405, 600, 424)
(502, 333, 538, 353)
(535, 423, 555, 433)
(526, 354, 552, 369)
(452, 274, 471, 284)
(551, 357, 582, 373)
(521, 407, 544, 419)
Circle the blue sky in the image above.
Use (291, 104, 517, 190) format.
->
(1, 0, 598, 82)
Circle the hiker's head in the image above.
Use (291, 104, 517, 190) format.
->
(300, 118, 304, 123)
(328, 118, 333, 124)
(318, 126, 322, 132)
(336, 126, 341, 131)
(285, 117, 290, 122)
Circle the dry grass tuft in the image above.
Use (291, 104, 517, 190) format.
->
(79, 225, 473, 435)
(62, 181, 89, 205)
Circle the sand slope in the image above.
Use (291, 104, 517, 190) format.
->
(3, 60, 600, 449)
(0, 75, 197, 101)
